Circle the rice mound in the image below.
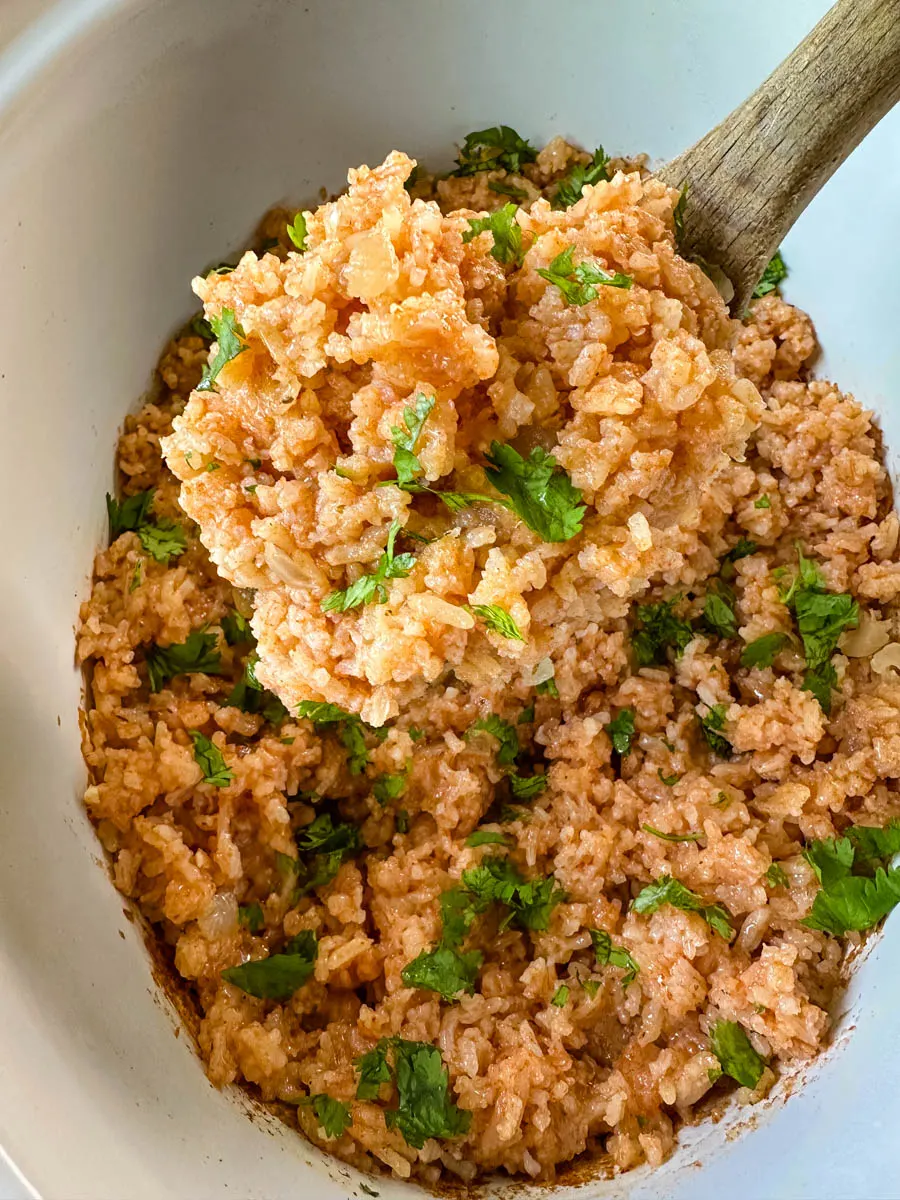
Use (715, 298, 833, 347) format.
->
(161, 148, 760, 725)
(77, 138, 900, 1187)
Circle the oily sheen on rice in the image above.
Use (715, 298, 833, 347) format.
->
(77, 137, 900, 1186)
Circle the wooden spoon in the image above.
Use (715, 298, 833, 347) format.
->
(658, 0, 900, 311)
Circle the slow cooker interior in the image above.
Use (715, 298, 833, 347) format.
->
(0, 1, 899, 1197)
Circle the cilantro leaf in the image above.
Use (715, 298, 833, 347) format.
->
(279, 815, 361, 898)
(751, 249, 787, 300)
(792, 590, 859, 670)
(238, 902, 264, 933)
(632, 875, 734, 940)
(439, 887, 486, 950)
(134, 519, 187, 563)
(641, 824, 703, 843)
(296, 700, 380, 774)
(802, 661, 839, 713)
(470, 604, 524, 641)
(710, 1020, 766, 1089)
(196, 308, 247, 392)
(489, 179, 527, 201)
(189, 730, 233, 787)
(221, 610, 254, 646)
(454, 125, 536, 176)
(322, 520, 415, 612)
(631, 597, 694, 666)
(310, 1094, 351, 1139)
(390, 393, 435, 488)
(297, 813, 361, 856)
(537, 245, 632, 305)
(765, 864, 789, 888)
(551, 985, 569, 1006)
(703, 587, 737, 639)
(847, 819, 900, 862)
(385, 1040, 471, 1148)
(106, 489, 155, 538)
(536, 675, 559, 698)
(605, 708, 636, 756)
(355, 1041, 392, 1100)
(190, 313, 214, 341)
(461, 856, 564, 932)
(221, 930, 317, 1000)
(755, 494, 772, 509)
(553, 148, 610, 209)
(518, 704, 535, 725)
(401, 943, 483, 1002)
(803, 826, 900, 935)
(698, 704, 732, 758)
(287, 211, 308, 252)
(145, 630, 221, 692)
(466, 714, 519, 766)
(590, 928, 639, 985)
(483, 442, 585, 543)
(658, 769, 680, 786)
(741, 632, 787, 669)
(465, 830, 510, 847)
(462, 204, 524, 267)
(225, 651, 288, 724)
(373, 771, 407, 805)
(508, 772, 548, 799)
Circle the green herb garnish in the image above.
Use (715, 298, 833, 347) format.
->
(642, 824, 702, 844)
(145, 630, 221, 692)
(461, 856, 564, 933)
(296, 701, 382, 774)
(698, 703, 731, 757)
(553, 148, 610, 209)
(470, 603, 524, 641)
(703, 587, 737, 639)
(484, 442, 585, 543)
(373, 771, 407, 805)
(221, 930, 317, 999)
(401, 944, 483, 1003)
(196, 308, 247, 392)
(740, 632, 787, 669)
(751, 250, 787, 299)
(465, 830, 510, 848)
(465, 714, 519, 766)
(221, 610, 254, 646)
(106, 489, 155, 538)
(755, 495, 771, 509)
(590, 928, 639, 985)
(605, 708, 636, 756)
(287, 212, 308, 251)
(508, 772, 548, 799)
(462, 203, 524, 266)
(632, 597, 694, 666)
(537, 245, 632, 305)
(658, 769, 680, 786)
(238, 902, 264, 933)
(632, 875, 734, 939)
(551, 985, 569, 1007)
(802, 823, 900, 936)
(765, 863, 789, 888)
(310, 1094, 351, 1139)
(710, 1020, 767, 1088)
(189, 730, 233, 787)
(225, 651, 288, 724)
(322, 520, 414, 612)
(454, 125, 536, 176)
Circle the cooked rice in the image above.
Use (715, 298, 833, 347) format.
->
(77, 136, 900, 1186)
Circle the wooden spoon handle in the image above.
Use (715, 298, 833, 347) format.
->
(659, 0, 900, 310)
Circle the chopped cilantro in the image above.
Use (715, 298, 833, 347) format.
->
(373, 771, 407, 805)
(145, 630, 221, 692)
(642, 824, 702, 843)
(703, 586, 737, 639)
(401, 943, 483, 1002)
(551, 985, 569, 1007)
(470, 604, 524, 641)
(484, 442, 585, 543)
(137, 519, 187, 562)
(466, 714, 519, 766)
(462, 203, 524, 267)
(499, 805, 530, 824)
(238, 902, 264, 933)
(803, 825, 900, 936)
(590, 928, 639, 985)
(106, 489, 155, 538)
(508, 772, 548, 799)
(206, 462, 220, 473)
(488, 179, 527, 201)
(287, 211, 308, 251)
(196, 308, 247, 392)
(190, 313, 214, 341)
(765, 863, 789, 888)
(189, 730, 233, 787)
(461, 856, 564, 933)
(279, 815, 361, 898)
(755, 495, 772, 509)
(454, 125, 536, 176)
(296, 700, 381, 775)
(658, 769, 680, 786)
(225, 651, 288, 724)
(537, 244, 632, 305)
(322, 520, 415, 611)
(390, 392, 434, 488)
(386, 1040, 472, 1148)
(605, 708, 636, 756)
(518, 704, 535, 725)
(221, 930, 317, 1000)
(802, 661, 839, 713)
(741, 632, 787, 669)
(751, 249, 787, 299)
(710, 1020, 766, 1089)
(632, 875, 734, 940)
(221, 610, 253, 646)
(310, 1094, 351, 1139)
(720, 537, 758, 580)
(466, 830, 510, 847)
(698, 704, 732, 758)
(553, 148, 610, 208)
(536, 674, 559, 698)
(355, 1041, 393, 1100)
(396, 810, 410, 834)
(409, 726, 425, 742)
(780, 548, 858, 711)
(631, 597, 694, 666)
